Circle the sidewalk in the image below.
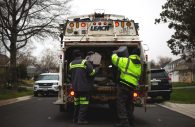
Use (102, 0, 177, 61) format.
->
(0, 96, 32, 107)
(159, 102, 195, 119)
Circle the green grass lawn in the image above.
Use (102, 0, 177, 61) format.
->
(0, 80, 34, 101)
(18, 79, 34, 87)
(0, 88, 33, 100)
(172, 82, 195, 87)
(171, 88, 195, 104)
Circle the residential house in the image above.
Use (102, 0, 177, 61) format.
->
(164, 58, 195, 83)
(0, 54, 9, 83)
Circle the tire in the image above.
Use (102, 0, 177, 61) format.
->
(128, 103, 135, 124)
(109, 101, 117, 111)
(34, 92, 38, 97)
(109, 101, 117, 118)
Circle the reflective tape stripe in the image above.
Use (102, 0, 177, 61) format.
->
(70, 64, 86, 69)
(74, 97, 79, 105)
(74, 97, 89, 105)
(81, 59, 87, 64)
(119, 80, 136, 88)
(116, 57, 120, 67)
(125, 58, 130, 73)
(69, 59, 87, 70)
(123, 58, 139, 80)
(79, 97, 89, 104)
(74, 97, 79, 101)
(124, 71, 139, 80)
(120, 80, 130, 86)
(90, 69, 95, 76)
(80, 100, 89, 104)
(79, 97, 87, 100)
(74, 102, 79, 105)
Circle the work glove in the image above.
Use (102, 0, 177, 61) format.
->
(112, 50, 118, 54)
(95, 66, 100, 73)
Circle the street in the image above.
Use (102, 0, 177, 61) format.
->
(0, 97, 195, 127)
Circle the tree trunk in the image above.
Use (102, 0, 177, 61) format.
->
(9, 35, 17, 86)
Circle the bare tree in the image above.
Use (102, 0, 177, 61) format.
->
(150, 59, 159, 69)
(0, 40, 6, 54)
(0, 0, 71, 84)
(17, 45, 37, 66)
(157, 56, 172, 68)
(39, 48, 58, 72)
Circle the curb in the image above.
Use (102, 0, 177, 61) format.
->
(0, 96, 32, 107)
(159, 102, 195, 119)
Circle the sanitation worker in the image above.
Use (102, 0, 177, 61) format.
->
(69, 49, 96, 125)
(112, 47, 142, 127)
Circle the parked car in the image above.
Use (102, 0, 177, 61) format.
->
(148, 69, 172, 100)
(33, 73, 59, 96)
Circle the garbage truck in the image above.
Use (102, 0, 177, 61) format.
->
(54, 12, 150, 114)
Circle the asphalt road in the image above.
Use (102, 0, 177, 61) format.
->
(0, 97, 195, 127)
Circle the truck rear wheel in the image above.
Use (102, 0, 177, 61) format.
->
(128, 103, 135, 124)
(109, 101, 117, 118)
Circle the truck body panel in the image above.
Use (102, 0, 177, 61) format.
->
(54, 13, 150, 112)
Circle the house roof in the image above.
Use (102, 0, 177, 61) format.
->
(0, 54, 9, 65)
(166, 57, 195, 71)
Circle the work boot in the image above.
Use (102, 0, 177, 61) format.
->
(115, 123, 131, 127)
(114, 119, 131, 127)
(78, 120, 88, 125)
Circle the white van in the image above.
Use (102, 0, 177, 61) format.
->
(33, 73, 59, 96)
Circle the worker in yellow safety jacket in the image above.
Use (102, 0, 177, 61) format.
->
(111, 47, 141, 127)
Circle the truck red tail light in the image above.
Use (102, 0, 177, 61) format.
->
(69, 90, 75, 96)
(133, 91, 138, 98)
(81, 22, 86, 27)
(115, 21, 119, 27)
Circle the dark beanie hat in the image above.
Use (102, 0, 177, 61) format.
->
(131, 48, 140, 56)
(73, 49, 81, 57)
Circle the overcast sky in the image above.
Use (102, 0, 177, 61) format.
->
(33, 0, 180, 61)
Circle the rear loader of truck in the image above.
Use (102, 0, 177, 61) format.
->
(54, 12, 150, 113)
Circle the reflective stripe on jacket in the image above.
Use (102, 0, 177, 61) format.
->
(74, 97, 89, 105)
(69, 57, 95, 92)
(112, 54, 141, 87)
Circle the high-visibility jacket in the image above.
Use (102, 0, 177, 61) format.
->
(112, 54, 141, 87)
(69, 57, 96, 92)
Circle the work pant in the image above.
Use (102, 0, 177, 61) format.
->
(73, 92, 90, 122)
(117, 83, 134, 124)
